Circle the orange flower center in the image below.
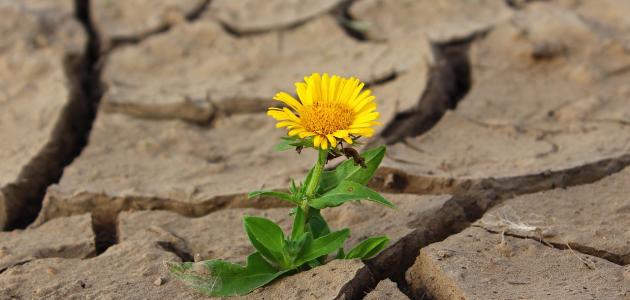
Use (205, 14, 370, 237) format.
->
(300, 102, 354, 135)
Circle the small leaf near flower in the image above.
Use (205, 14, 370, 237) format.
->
(274, 136, 314, 152)
(344, 236, 390, 260)
(309, 180, 395, 209)
(318, 146, 386, 194)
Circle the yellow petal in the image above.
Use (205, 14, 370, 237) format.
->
(296, 82, 312, 105)
(356, 102, 377, 115)
(338, 78, 354, 103)
(275, 121, 297, 128)
(310, 73, 322, 103)
(349, 128, 375, 137)
(267, 109, 289, 121)
(314, 135, 322, 148)
(288, 128, 306, 136)
(321, 73, 329, 101)
(332, 130, 349, 138)
(329, 75, 339, 102)
(274, 92, 302, 111)
(326, 134, 336, 147)
(299, 131, 316, 138)
(282, 108, 301, 122)
(321, 137, 328, 149)
(353, 112, 380, 125)
(348, 82, 366, 104)
(351, 89, 372, 104)
(353, 95, 376, 112)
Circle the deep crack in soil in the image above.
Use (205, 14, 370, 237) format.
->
(0, 0, 102, 230)
(379, 37, 473, 145)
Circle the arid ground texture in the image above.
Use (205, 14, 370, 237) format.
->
(1, 0, 630, 299)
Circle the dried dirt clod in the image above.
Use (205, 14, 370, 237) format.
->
(0, 0, 88, 230)
(348, 0, 512, 42)
(376, 111, 630, 197)
(475, 166, 630, 264)
(102, 15, 433, 123)
(34, 112, 315, 229)
(153, 276, 164, 286)
(206, 0, 343, 34)
(91, 0, 208, 44)
(0, 214, 95, 271)
(455, 2, 630, 125)
(406, 227, 630, 300)
(364, 279, 409, 300)
(0, 239, 202, 299)
(119, 208, 292, 263)
(243, 259, 373, 300)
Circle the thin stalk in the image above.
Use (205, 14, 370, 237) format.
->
(304, 148, 328, 197)
(298, 148, 328, 236)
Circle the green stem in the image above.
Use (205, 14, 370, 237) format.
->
(305, 148, 328, 198)
(298, 148, 328, 236)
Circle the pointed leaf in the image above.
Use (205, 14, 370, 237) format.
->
(344, 236, 389, 260)
(243, 216, 286, 266)
(294, 228, 350, 266)
(168, 252, 291, 296)
(309, 180, 395, 209)
(248, 190, 298, 205)
(274, 136, 314, 151)
(273, 137, 297, 151)
(318, 146, 385, 193)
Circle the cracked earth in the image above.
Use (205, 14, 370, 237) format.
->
(1, 0, 630, 299)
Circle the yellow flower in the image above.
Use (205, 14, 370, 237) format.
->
(267, 73, 380, 149)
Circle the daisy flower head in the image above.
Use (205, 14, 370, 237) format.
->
(267, 73, 380, 150)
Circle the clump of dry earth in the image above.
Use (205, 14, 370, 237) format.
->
(1, 0, 630, 299)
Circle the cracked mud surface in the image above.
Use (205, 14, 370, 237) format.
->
(0, 0, 94, 230)
(407, 227, 629, 300)
(2, 0, 630, 299)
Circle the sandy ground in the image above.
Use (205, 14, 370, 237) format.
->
(1, 0, 630, 299)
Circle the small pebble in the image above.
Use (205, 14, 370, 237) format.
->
(153, 277, 164, 286)
(46, 267, 57, 275)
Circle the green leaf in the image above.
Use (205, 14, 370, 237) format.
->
(344, 236, 389, 260)
(309, 180, 395, 209)
(284, 232, 311, 259)
(167, 252, 291, 297)
(318, 146, 385, 193)
(290, 207, 306, 240)
(294, 228, 350, 266)
(307, 259, 322, 268)
(302, 166, 316, 194)
(274, 137, 298, 151)
(274, 136, 314, 151)
(289, 179, 298, 194)
(335, 247, 346, 259)
(243, 216, 286, 267)
(248, 190, 298, 205)
(307, 209, 331, 239)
